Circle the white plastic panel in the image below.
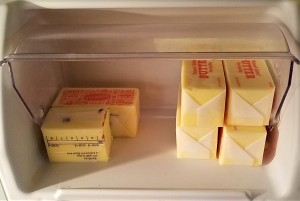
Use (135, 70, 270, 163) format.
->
(0, 181, 6, 201)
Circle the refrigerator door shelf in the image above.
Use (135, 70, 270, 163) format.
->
(0, 2, 300, 201)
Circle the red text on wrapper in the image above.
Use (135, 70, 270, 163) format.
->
(58, 89, 135, 105)
(237, 60, 261, 79)
(192, 60, 213, 79)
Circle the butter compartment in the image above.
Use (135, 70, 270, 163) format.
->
(0, 6, 299, 200)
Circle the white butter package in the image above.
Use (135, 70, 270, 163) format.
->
(41, 106, 111, 162)
(181, 60, 226, 128)
(52, 88, 140, 137)
(219, 125, 267, 166)
(224, 60, 275, 126)
(176, 90, 218, 159)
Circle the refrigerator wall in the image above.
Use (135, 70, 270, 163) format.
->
(0, 1, 300, 201)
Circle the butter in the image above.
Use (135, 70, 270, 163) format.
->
(52, 88, 139, 137)
(176, 89, 218, 159)
(224, 60, 275, 126)
(41, 106, 111, 162)
(219, 125, 267, 166)
(181, 60, 226, 127)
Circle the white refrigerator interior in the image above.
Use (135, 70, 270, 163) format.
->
(0, 182, 6, 201)
(0, 1, 300, 201)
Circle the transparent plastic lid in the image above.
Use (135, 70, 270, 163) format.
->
(10, 23, 291, 59)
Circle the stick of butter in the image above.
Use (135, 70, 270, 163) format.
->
(41, 106, 111, 162)
(52, 88, 139, 137)
(224, 60, 275, 126)
(181, 60, 226, 127)
(219, 125, 267, 166)
(176, 89, 218, 159)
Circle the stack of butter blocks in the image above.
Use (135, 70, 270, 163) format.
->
(41, 88, 139, 162)
(219, 60, 275, 166)
(177, 60, 226, 159)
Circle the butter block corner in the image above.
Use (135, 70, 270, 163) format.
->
(176, 126, 218, 160)
(219, 125, 267, 166)
(176, 96, 218, 160)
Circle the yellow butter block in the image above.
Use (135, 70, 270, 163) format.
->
(52, 88, 140, 137)
(219, 125, 267, 166)
(41, 106, 111, 162)
(176, 89, 218, 159)
(224, 60, 275, 126)
(181, 60, 226, 127)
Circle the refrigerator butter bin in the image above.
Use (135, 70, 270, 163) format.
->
(0, 1, 300, 200)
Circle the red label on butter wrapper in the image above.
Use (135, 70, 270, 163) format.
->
(192, 60, 213, 79)
(58, 89, 135, 106)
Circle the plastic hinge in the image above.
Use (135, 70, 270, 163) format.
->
(293, 56, 300, 64)
(0, 57, 8, 66)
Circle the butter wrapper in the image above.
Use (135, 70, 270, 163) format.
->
(181, 60, 226, 127)
(219, 125, 267, 166)
(53, 88, 140, 137)
(224, 60, 275, 126)
(41, 106, 111, 162)
(176, 88, 218, 159)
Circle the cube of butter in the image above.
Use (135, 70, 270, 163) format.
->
(219, 125, 267, 166)
(41, 106, 111, 162)
(224, 60, 275, 126)
(52, 88, 139, 137)
(176, 89, 218, 159)
(181, 60, 226, 127)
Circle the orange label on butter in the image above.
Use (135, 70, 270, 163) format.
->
(192, 60, 215, 79)
(225, 60, 275, 90)
(57, 89, 135, 106)
(237, 60, 261, 79)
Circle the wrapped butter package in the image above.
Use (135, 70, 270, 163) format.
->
(52, 88, 140, 137)
(224, 60, 275, 126)
(176, 89, 218, 159)
(219, 125, 267, 166)
(181, 60, 226, 128)
(41, 106, 111, 162)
